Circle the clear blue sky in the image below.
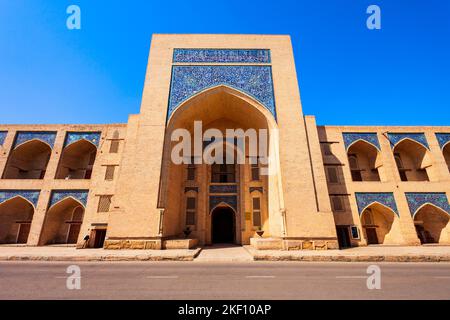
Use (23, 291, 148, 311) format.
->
(1, 0, 449, 126)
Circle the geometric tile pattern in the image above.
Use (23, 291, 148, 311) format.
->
(49, 190, 89, 208)
(355, 192, 399, 216)
(173, 49, 271, 63)
(64, 132, 101, 148)
(0, 190, 40, 207)
(168, 65, 276, 118)
(343, 133, 381, 151)
(13, 131, 57, 149)
(405, 192, 450, 216)
(435, 133, 450, 150)
(0, 131, 7, 145)
(209, 185, 238, 194)
(387, 133, 429, 149)
(209, 195, 237, 213)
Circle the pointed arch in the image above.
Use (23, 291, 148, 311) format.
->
(413, 203, 450, 244)
(55, 139, 97, 179)
(3, 139, 52, 179)
(0, 196, 35, 244)
(209, 201, 237, 215)
(393, 138, 433, 182)
(40, 197, 85, 245)
(347, 140, 382, 181)
(360, 202, 398, 245)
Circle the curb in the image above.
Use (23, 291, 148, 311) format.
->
(0, 248, 202, 262)
(252, 254, 450, 262)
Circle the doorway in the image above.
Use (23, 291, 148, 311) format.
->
(336, 226, 351, 248)
(365, 227, 379, 244)
(211, 207, 235, 244)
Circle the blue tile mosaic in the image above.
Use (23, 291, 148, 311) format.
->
(209, 195, 237, 213)
(173, 49, 271, 64)
(64, 132, 101, 148)
(343, 133, 381, 151)
(49, 190, 89, 208)
(0, 190, 40, 207)
(168, 65, 276, 118)
(435, 133, 450, 150)
(0, 131, 7, 145)
(355, 193, 399, 216)
(209, 185, 238, 194)
(387, 133, 429, 149)
(13, 131, 57, 149)
(405, 193, 450, 217)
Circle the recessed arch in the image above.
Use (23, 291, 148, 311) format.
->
(3, 139, 52, 179)
(40, 197, 85, 245)
(347, 140, 382, 181)
(159, 84, 284, 245)
(0, 196, 35, 244)
(393, 138, 433, 182)
(442, 143, 450, 174)
(55, 139, 97, 179)
(360, 202, 398, 245)
(413, 203, 450, 244)
(209, 201, 237, 216)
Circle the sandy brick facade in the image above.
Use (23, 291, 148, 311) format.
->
(0, 34, 449, 250)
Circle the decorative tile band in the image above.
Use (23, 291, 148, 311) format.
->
(173, 49, 271, 63)
(387, 133, 429, 149)
(64, 132, 101, 148)
(0, 131, 7, 145)
(13, 131, 57, 149)
(49, 190, 89, 208)
(209, 195, 237, 213)
(343, 133, 381, 151)
(168, 65, 276, 118)
(0, 190, 40, 207)
(435, 133, 450, 150)
(209, 185, 238, 194)
(405, 193, 450, 217)
(355, 192, 399, 216)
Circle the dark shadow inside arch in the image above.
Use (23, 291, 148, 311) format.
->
(0, 197, 34, 244)
(211, 206, 236, 244)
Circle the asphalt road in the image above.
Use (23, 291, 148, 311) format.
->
(0, 261, 449, 300)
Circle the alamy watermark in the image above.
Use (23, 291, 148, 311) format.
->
(367, 5, 381, 30)
(66, 5, 81, 30)
(66, 265, 81, 290)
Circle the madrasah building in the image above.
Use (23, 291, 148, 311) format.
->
(1, 34, 450, 250)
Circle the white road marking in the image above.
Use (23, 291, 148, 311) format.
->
(146, 276, 179, 279)
(245, 275, 275, 278)
(336, 276, 367, 279)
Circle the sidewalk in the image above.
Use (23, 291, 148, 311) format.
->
(0, 246, 201, 262)
(248, 245, 450, 262)
(194, 244, 253, 262)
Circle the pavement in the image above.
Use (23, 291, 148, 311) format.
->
(0, 246, 201, 261)
(0, 261, 449, 299)
(249, 245, 450, 262)
(0, 244, 449, 262)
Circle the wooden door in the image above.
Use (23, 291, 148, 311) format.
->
(365, 228, 379, 244)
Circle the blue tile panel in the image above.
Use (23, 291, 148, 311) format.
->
(435, 133, 450, 150)
(209, 195, 237, 213)
(64, 132, 101, 148)
(0, 131, 7, 145)
(168, 65, 276, 118)
(209, 185, 238, 194)
(13, 131, 57, 149)
(343, 133, 381, 151)
(173, 49, 271, 63)
(355, 193, 399, 216)
(0, 190, 40, 207)
(49, 190, 89, 208)
(387, 133, 429, 149)
(405, 193, 450, 216)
